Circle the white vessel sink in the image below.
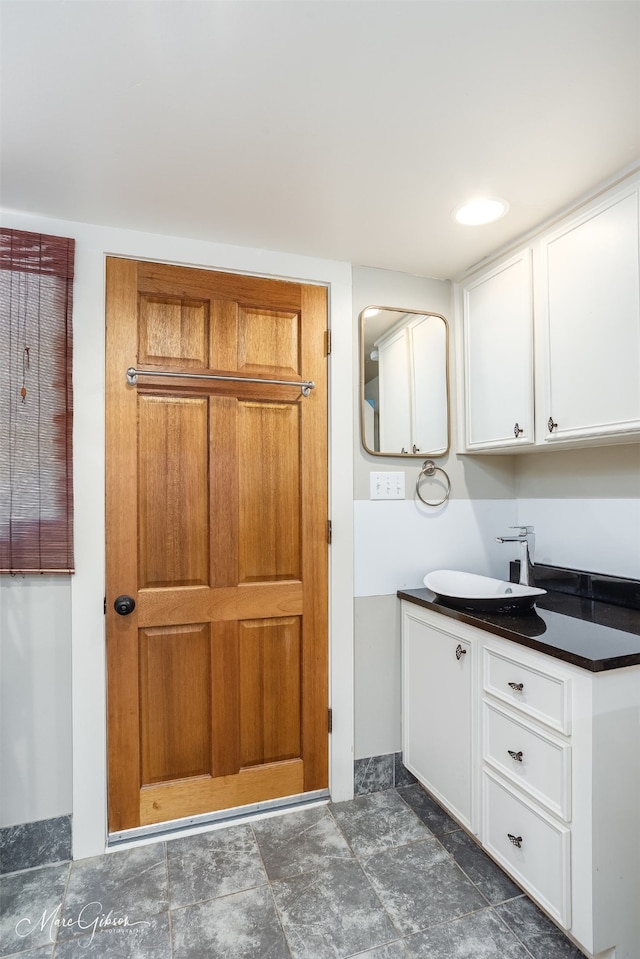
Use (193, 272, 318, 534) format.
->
(423, 569, 547, 612)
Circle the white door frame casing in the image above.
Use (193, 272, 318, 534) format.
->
(0, 209, 355, 859)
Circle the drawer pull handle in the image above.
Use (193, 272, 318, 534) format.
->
(507, 833, 523, 848)
(508, 750, 524, 763)
(455, 644, 467, 660)
(508, 682, 524, 692)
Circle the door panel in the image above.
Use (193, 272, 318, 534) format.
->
(238, 309, 300, 377)
(139, 294, 210, 368)
(238, 401, 300, 583)
(239, 616, 302, 767)
(138, 395, 210, 588)
(106, 258, 328, 832)
(139, 623, 212, 784)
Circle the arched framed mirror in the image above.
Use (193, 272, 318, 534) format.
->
(360, 306, 450, 457)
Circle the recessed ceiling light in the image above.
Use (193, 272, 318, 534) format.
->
(453, 197, 509, 226)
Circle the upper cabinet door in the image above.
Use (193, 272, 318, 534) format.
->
(539, 185, 640, 444)
(463, 251, 535, 450)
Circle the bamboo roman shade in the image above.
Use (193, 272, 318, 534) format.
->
(0, 228, 75, 573)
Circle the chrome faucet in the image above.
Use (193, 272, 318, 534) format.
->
(495, 526, 535, 586)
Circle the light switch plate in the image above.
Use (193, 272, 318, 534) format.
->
(370, 471, 405, 500)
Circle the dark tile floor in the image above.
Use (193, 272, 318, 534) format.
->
(0, 786, 587, 959)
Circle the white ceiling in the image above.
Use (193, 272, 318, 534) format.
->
(1, 0, 639, 279)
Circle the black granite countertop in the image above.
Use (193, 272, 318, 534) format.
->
(398, 564, 640, 672)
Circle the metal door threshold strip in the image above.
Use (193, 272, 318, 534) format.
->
(126, 367, 315, 396)
(107, 789, 331, 849)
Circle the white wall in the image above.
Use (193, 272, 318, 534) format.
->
(0, 207, 354, 857)
(0, 576, 72, 827)
(516, 445, 640, 579)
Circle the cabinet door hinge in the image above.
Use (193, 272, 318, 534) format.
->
(324, 330, 332, 356)
(327, 520, 332, 545)
(328, 707, 333, 734)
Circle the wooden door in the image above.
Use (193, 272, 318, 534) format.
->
(105, 258, 328, 831)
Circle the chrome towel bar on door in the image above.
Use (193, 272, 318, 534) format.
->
(126, 367, 316, 396)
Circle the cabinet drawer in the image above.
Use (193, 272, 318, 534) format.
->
(482, 769, 571, 928)
(483, 700, 571, 820)
(483, 647, 571, 734)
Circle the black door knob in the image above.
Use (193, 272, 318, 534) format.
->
(114, 595, 136, 616)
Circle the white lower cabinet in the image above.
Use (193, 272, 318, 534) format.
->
(402, 607, 475, 830)
(401, 601, 640, 959)
(482, 700, 571, 821)
(482, 768, 571, 928)
(483, 646, 571, 735)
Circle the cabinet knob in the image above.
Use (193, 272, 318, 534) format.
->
(507, 749, 524, 763)
(547, 416, 558, 433)
(507, 833, 523, 848)
(455, 644, 467, 661)
(508, 682, 524, 692)
(513, 422, 524, 437)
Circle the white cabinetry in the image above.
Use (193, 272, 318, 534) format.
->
(482, 768, 572, 926)
(401, 601, 640, 959)
(482, 700, 571, 821)
(480, 645, 573, 928)
(462, 251, 535, 450)
(539, 185, 640, 444)
(459, 174, 640, 452)
(402, 606, 475, 830)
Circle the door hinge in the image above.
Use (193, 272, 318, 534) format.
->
(103, 596, 106, 615)
(327, 520, 332, 545)
(324, 330, 332, 356)
(328, 707, 333, 734)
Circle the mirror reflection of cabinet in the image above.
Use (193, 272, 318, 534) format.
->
(361, 307, 449, 457)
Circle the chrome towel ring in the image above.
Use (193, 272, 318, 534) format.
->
(416, 460, 451, 507)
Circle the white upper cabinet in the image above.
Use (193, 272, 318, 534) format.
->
(538, 185, 640, 444)
(458, 173, 640, 453)
(462, 251, 535, 450)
